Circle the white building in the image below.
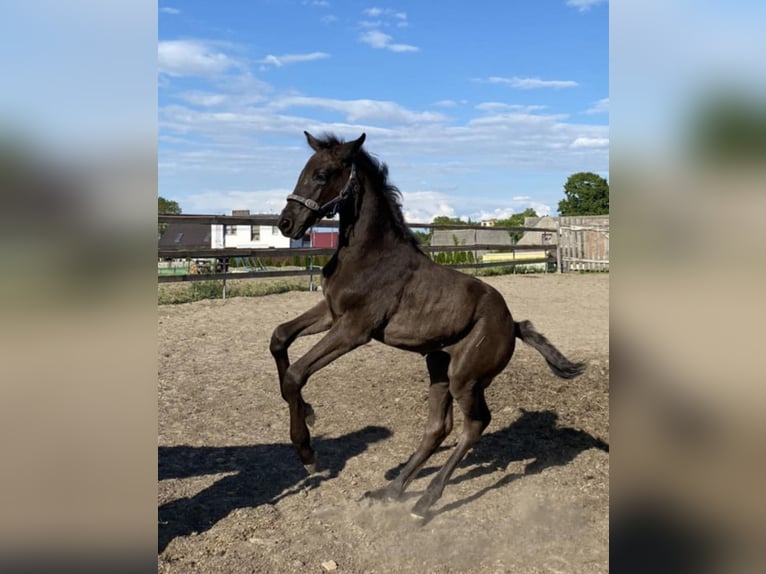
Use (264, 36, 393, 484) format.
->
(210, 209, 292, 249)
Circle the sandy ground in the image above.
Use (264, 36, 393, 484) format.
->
(158, 273, 609, 573)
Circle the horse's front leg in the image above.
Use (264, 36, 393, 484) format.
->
(282, 317, 370, 472)
(270, 299, 333, 396)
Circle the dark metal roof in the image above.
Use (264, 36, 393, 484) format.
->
(158, 222, 211, 250)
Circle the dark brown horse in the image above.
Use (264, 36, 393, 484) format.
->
(271, 132, 585, 518)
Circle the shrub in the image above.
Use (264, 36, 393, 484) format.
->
(158, 279, 311, 304)
(190, 280, 223, 300)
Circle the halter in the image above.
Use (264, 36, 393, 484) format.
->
(286, 163, 357, 219)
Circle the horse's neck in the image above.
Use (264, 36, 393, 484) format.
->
(339, 181, 395, 248)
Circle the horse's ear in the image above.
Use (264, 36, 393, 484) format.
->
(305, 131, 323, 152)
(338, 133, 366, 162)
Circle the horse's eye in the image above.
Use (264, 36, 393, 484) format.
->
(315, 171, 328, 184)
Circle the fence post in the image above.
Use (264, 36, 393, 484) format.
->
(221, 223, 228, 298)
(556, 225, 563, 274)
(222, 257, 228, 300)
(309, 255, 315, 291)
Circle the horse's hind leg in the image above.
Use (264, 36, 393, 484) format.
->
(368, 352, 454, 501)
(410, 379, 492, 518)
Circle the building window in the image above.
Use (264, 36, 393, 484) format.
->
(251, 226, 261, 241)
(174, 233, 184, 243)
(272, 226, 280, 235)
(225, 225, 236, 235)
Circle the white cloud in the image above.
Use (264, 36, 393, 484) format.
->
(272, 96, 446, 124)
(176, 91, 228, 107)
(585, 97, 609, 114)
(359, 30, 390, 48)
(475, 207, 517, 221)
(363, 7, 406, 20)
(160, 66, 608, 217)
(158, 40, 236, 77)
(571, 137, 609, 148)
(182, 189, 291, 215)
(471, 200, 552, 222)
(359, 30, 418, 52)
(321, 14, 338, 24)
(482, 76, 578, 89)
(401, 191, 456, 223)
(566, 0, 607, 13)
(160, 97, 608, 184)
(468, 111, 570, 127)
(160, 7, 180, 15)
(476, 102, 547, 113)
(258, 51, 330, 68)
(358, 9, 414, 50)
(528, 202, 553, 216)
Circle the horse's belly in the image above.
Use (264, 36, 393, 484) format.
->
(378, 310, 471, 353)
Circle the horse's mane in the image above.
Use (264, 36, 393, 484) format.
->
(314, 133, 420, 248)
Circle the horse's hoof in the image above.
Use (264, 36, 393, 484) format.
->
(410, 497, 432, 521)
(304, 463, 317, 475)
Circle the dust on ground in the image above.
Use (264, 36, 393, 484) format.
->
(159, 273, 609, 573)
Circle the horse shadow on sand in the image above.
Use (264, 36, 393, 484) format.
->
(384, 409, 609, 518)
(158, 425, 391, 553)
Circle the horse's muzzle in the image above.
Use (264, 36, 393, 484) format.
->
(277, 216, 294, 237)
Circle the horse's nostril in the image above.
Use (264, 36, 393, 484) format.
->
(278, 217, 293, 234)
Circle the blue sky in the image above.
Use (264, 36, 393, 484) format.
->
(159, 0, 608, 222)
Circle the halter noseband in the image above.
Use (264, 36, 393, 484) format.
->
(286, 163, 357, 219)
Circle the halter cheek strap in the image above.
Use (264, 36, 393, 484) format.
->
(287, 163, 357, 219)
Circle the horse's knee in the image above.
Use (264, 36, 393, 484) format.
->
(270, 324, 290, 356)
(282, 365, 305, 399)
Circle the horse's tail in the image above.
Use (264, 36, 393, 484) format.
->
(514, 320, 585, 379)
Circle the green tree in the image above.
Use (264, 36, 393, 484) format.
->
(495, 208, 538, 242)
(159, 196, 182, 215)
(557, 172, 609, 216)
(158, 196, 182, 236)
(432, 215, 467, 225)
(412, 230, 431, 245)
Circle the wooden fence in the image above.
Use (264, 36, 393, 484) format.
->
(556, 215, 610, 272)
(157, 214, 558, 294)
(158, 214, 609, 299)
